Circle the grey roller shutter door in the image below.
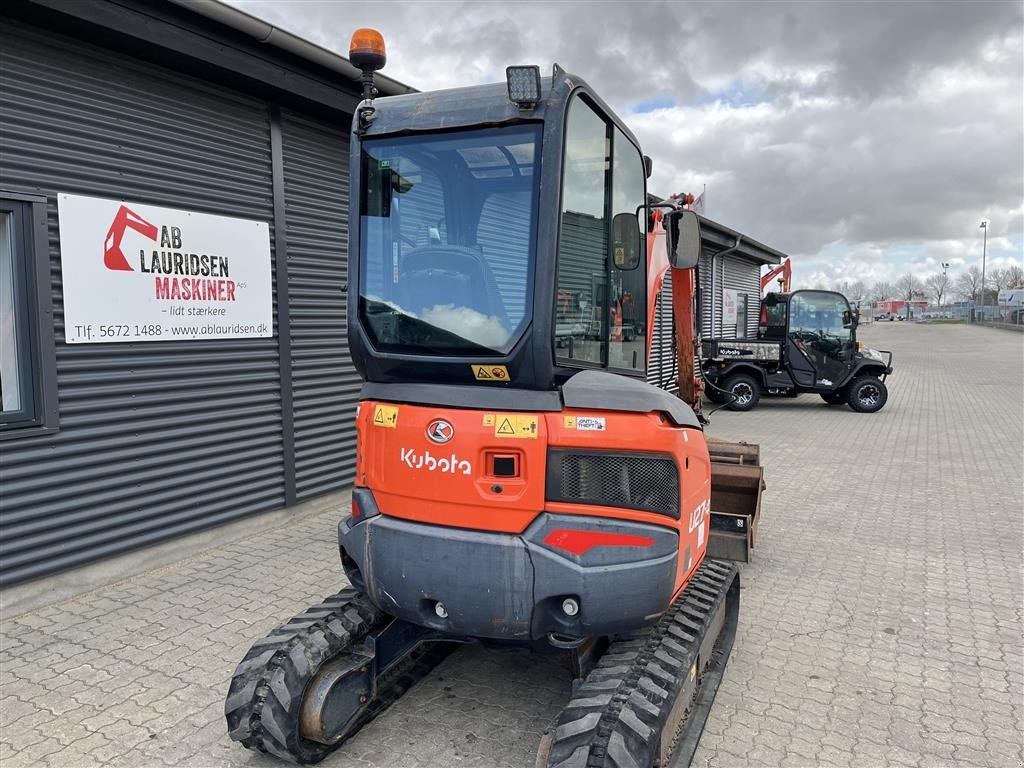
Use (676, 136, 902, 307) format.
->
(0, 24, 284, 586)
(280, 111, 359, 500)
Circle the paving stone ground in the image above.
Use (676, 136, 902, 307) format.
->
(1, 322, 1022, 768)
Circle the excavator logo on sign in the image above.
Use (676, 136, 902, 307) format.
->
(104, 205, 158, 271)
(471, 364, 509, 381)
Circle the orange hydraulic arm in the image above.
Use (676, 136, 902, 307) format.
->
(645, 207, 701, 412)
(760, 257, 791, 295)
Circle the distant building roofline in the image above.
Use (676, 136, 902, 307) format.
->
(167, 0, 417, 97)
(646, 193, 785, 266)
(697, 215, 784, 266)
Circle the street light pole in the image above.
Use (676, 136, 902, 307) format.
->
(979, 220, 988, 321)
(941, 262, 950, 308)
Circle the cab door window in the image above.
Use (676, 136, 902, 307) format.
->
(609, 126, 646, 372)
(556, 97, 608, 366)
(788, 292, 853, 383)
(556, 96, 647, 373)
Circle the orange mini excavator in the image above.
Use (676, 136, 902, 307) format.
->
(226, 30, 763, 767)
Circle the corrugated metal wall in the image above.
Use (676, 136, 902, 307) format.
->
(699, 249, 763, 340)
(647, 249, 765, 394)
(280, 111, 359, 499)
(723, 256, 761, 339)
(559, 212, 605, 299)
(646, 271, 677, 393)
(0, 23, 286, 585)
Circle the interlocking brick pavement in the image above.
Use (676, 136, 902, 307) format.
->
(1, 323, 1021, 767)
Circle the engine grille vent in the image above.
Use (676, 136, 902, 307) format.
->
(547, 450, 680, 518)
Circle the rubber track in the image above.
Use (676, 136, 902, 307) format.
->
(224, 588, 452, 765)
(545, 559, 739, 768)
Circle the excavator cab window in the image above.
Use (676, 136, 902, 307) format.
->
(358, 125, 541, 356)
(555, 95, 647, 374)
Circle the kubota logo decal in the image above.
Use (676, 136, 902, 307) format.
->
(103, 205, 157, 271)
(400, 448, 472, 475)
(426, 419, 454, 444)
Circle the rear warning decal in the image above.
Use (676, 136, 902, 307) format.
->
(372, 404, 399, 428)
(471, 364, 509, 381)
(492, 414, 538, 439)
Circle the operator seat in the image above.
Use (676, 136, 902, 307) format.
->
(396, 245, 508, 324)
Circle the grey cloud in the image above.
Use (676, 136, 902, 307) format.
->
(232, 0, 1023, 283)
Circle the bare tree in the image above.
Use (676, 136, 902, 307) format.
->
(924, 272, 949, 306)
(895, 272, 925, 317)
(870, 281, 895, 302)
(896, 272, 925, 300)
(956, 266, 982, 301)
(1005, 264, 1024, 288)
(990, 268, 1008, 292)
(840, 280, 867, 304)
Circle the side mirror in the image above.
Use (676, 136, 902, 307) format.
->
(611, 212, 642, 270)
(666, 209, 701, 269)
(843, 309, 858, 328)
(643, 155, 653, 179)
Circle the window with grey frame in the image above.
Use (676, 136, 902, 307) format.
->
(1, 199, 42, 430)
(735, 293, 748, 337)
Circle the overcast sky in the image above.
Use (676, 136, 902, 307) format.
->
(231, 0, 1023, 289)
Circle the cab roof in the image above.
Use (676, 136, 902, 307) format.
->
(359, 66, 642, 151)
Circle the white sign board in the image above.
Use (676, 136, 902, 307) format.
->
(57, 194, 272, 343)
(722, 289, 738, 326)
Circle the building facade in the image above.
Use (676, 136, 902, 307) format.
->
(0, 0, 417, 587)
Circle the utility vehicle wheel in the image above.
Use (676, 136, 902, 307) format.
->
(847, 376, 888, 413)
(723, 374, 760, 412)
(820, 391, 846, 405)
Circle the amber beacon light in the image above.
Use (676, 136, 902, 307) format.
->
(349, 28, 387, 130)
(349, 29, 386, 81)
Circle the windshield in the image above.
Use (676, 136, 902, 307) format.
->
(358, 125, 541, 356)
(789, 292, 852, 337)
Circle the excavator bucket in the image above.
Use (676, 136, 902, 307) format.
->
(706, 438, 765, 562)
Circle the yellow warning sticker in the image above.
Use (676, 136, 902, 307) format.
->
(471, 364, 509, 382)
(493, 414, 538, 439)
(372, 404, 399, 429)
(564, 416, 577, 429)
(688, 663, 697, 683)
(482, 414, 495, 427)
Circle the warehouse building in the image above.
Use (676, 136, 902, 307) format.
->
(0, 0, 416, 589)
(647, 219, 784, 391)
(0, 0, 785, 594)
